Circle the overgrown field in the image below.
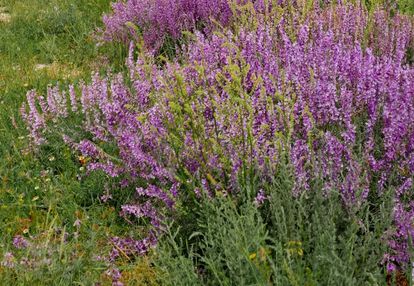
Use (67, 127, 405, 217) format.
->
(1, 0, 414, 285)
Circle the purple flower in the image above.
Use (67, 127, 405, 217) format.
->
(101, 0, 233, 51)
(13, 235, 29, 249)
(1, 252, 16, 268)
(105, 267, 123, 286)
(254, 189, 268, 206)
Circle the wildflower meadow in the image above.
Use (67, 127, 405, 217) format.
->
(2, 0, 414, 285)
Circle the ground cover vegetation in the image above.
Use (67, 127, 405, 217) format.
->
(2, 0, 414, 285)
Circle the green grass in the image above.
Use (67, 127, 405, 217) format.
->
(0, 1, 130, 284)
(398, 0, 414, 14)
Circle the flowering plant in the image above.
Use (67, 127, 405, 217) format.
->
(22, 0, 414, 273)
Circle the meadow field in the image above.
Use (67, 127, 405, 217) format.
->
(1, 0, 414, 285)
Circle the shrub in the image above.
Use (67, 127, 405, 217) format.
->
(21, 0, 414, 277)
(100, 0, 233, 52)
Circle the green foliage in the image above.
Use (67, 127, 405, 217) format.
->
(398, 0, 414, 14)
(264, 160, 392, 285)
(155, 161, 394, 285)
(154, 196, 271, 285)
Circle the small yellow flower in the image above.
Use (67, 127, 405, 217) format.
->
(78, 155, 88, 165)
(249, 247, 270, 262)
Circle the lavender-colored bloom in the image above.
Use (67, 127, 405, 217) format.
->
(105, 267, 123, 286)
(69, 84, 78, 112)
(1, 252, 16, 268)
(100, 193, 113, 203)
(101, 0, 233, 51)
(77, 139, 100, 158)
(110, 231, 157, 260)
(12, 235, 29, 249)
(19, 257, 34, 267)
(136, 185, 175, 208)
(73, 219, 82, 227)
(254, 189, 267, 206)
(121, 201, 162, 228)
